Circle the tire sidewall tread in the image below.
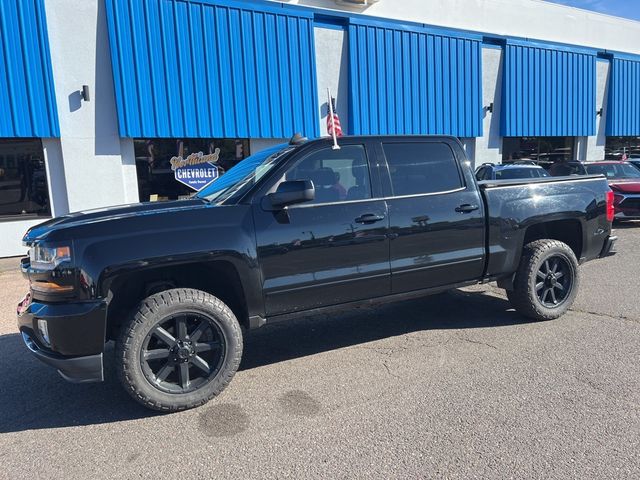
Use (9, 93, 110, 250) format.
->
(116, 288, 243, 412)
(507, 239, 580, 321)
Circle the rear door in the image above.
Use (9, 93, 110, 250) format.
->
(377, 139, 486, 293)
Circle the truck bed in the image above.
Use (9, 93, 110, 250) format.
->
(478, 174, 612, 278)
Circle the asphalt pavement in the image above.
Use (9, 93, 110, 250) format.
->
(0, 226, 638, 479)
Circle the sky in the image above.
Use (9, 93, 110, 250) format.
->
(547, 0, 640, 22)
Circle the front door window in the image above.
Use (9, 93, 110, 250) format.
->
(279, 145, 372, 205)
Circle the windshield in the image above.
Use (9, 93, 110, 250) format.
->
(584, 163, 640, 180)
(195, 144, 292, 203)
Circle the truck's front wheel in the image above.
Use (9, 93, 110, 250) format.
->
(506, 239, 580, 321)
(116, 288, 243, 412)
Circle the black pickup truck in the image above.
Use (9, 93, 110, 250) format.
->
(17, 135, 617, 411)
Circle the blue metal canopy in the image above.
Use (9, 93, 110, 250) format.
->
(104, 0, 320, 139)
(347, 19, 483, 137)
(0, 0, 59, 138)
(501, 41, 596, 137)
(607, 56, 640, 137)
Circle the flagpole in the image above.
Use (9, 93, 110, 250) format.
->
(327, 88, 340, 150)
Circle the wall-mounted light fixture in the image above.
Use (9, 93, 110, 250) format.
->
(485, 102, 494, 114)
(596, 107, 603, 117)
(80, 85, 90, 102)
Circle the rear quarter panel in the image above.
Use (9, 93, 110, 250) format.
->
(481, 177, 611, 277)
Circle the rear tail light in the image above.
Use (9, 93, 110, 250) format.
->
(606, 190, 615, 223)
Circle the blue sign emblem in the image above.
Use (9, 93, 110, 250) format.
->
(174, 162, 220, 192)
(170, 150, 222, 192)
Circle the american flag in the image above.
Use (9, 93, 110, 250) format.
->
(327, 97, 343, 137)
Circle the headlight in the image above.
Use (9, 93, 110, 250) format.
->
(29, 244, 72, 270)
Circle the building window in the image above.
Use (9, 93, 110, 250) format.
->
(605, 137, 640, 160)
(134, 138, 250, 202)
(0, 139, 51, 220)
(502, 137, 575, 166)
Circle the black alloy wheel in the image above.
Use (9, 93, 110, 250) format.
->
(140, 313, 226, 394)
(506, 239, 580, 321)
(535, 255, 573, 308)
(117, 288, 243, 412)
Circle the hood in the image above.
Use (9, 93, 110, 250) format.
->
(24, 199, 208, 243)
(609, 181, 640, 194)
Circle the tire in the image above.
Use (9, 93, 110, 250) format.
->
(116, 288, 243, 412)
(506, 239, 580, 321)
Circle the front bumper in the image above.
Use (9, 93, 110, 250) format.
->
(21, 331, 103, 383)
(17, 296, 107, 383)
(599, 235, 618, 258)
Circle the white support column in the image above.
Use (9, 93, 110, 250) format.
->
(585, 60, 610, 162)
(315, 26, 349, 136)
(44, 0, 139, 213)
(474, 46, 503, 168)
(460, 138, 477, 164)
(575, 137, 588, 161)
(41, 138, 69, 217)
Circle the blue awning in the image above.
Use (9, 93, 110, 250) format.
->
(104, 0, 319, 139)
(607, 56, 640, 137)
(501, 41, 596, 137)
(0, 0, 59, 138)
(348, 19, 483, 137)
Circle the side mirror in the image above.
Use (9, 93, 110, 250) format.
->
(262, 180, 315, 211)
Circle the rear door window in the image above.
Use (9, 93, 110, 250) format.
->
(382, 142, 463, 196)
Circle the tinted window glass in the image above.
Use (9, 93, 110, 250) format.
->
(134, 138, 250, 201)
(0, 139, 51, 220)
(495, 167, 547, 180)
(584, 163, 640, 179)
(383, 143, 462, 196)
(475, 168, 486, 181)
(284, 145, 371, 205)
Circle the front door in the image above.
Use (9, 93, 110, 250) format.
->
(253, 143, 391, 316)
(378, 139, 486, 293)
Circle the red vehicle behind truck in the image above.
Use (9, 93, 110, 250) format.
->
(584, 161, 640, 220)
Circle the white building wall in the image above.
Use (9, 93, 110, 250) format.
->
(586, 60, 611, 162)
(44, 0, 138, 213)
(475, 47, 504, 167)
(274, 0, 640, 56)
(315, 26, 350, 136)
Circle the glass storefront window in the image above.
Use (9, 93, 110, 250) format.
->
(0, 139, 51, 220)
(134, 138, 250, 202)
(605, 137, 640, 160)
(502, 137, 575, 166)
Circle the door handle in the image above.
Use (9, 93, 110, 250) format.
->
(455, 204, 480, 213)
(355, 213, 385, 224)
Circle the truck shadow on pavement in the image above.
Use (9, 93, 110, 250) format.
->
(0, 289, 530, 433)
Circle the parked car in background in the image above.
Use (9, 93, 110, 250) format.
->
(544, 160, 587, 177)
(627, 159, 640, 172)
(584, 161, 640, 220)
(476, 163, 551, 181)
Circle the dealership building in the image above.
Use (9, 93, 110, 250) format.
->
(1, 0, 640, 257)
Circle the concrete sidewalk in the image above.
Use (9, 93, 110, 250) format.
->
(0, 256, 21, 275)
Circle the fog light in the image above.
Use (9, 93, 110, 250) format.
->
(37, 319, 51, 347)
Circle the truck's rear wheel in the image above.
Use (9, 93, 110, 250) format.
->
(506, 239, 579, 321)
(116, 288, 243, 412)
